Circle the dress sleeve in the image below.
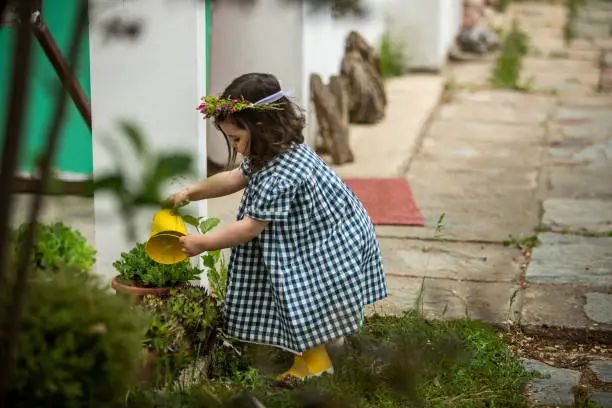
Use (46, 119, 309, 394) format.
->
(244, 175, 298, 222)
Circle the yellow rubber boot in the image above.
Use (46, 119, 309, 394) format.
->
(302, 345, 334, 376)
(276, 355, 310, 380)
(277, 345, 334, 381)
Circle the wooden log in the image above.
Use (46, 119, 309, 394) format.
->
(340, 31, 387, 124)
(310, 73, 353, 165)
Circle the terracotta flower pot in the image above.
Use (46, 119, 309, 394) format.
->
(111, 275, 171, 301)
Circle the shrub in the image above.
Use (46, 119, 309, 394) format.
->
(8, 268, 149, 407)
(140, 285, 222, 385)
(113, 243, 202, 288)
(11, 221, 96, 272)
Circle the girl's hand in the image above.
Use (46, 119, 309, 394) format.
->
(168, 188, 190, 209)
(179, 234, 208, 257)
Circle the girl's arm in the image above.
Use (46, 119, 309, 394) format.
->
(179, 217, 268, 256)
(170, 168, 247, 206)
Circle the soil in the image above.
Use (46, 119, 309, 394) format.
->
(501, 327, 612, 395)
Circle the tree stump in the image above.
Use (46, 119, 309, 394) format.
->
(340, 31, 387, 124)
(310, 73, 354, 165)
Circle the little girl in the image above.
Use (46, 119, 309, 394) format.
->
(170, 73, 387, 380)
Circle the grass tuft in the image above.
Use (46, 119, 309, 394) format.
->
(379, 31, 405, 79)
(490, 21, 531, 90)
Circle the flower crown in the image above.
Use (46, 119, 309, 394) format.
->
(197, 91, 286, 119)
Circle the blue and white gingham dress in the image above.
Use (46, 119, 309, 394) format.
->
(224, 143, 387, 353)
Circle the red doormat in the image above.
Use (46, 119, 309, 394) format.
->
(343, 178, 425, 226)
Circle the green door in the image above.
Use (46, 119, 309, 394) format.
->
(0, 0, 92, 179)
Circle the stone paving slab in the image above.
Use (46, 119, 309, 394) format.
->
(408, 165, 538, 198)
(555, 105, 612, 124)
(445, 62, 493, 88)
(522, 358, 582, 407)
(590, 392, 612, 408)
(573, 20, 612, 39)
(558, 95, 612, 108)
(550, 121, 612, 146)
(540, 165, 612, 199)
(378, 238, 523, 282)
(436, 98, 550, 125)
(417, 137, 543, 170)
(530, 38, 567, 55)
(376, 194, 539, 243)
(564, 48, 603, 61)
(570, 38, 602, 52)
(525, 57, 599, 73)
(520, 66, 600, 95)
(367, 275, 522, 323)
(585, 293, 612, 325)
(512, 2, 567, 28)
(427, 119, 545, 145)
(526, 233, 612, 287)
(590, 360, 612, 383)
(521, 284, 612, 333)
(542, 198, 612, 234)
(451, 89, 554, 111)
(548, 139, 612, 166)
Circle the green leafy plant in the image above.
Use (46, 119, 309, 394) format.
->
(113, 243, 203, 288)
(140, 285, 222, 386)
(7, 268, 149, 408)
(11, 221, 96, 272)
(180, 215, 228, 305)
(202, 249, 228, 307)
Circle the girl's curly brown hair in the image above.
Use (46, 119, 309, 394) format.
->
(214, 73, 306, 172)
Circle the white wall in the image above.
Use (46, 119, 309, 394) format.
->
(207, 0, 304, 166)
(385, 0, 462, 71)
(89, 0, 207, 280)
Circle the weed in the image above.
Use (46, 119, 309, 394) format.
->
(564, 0, 586, 43)
(379, 31, 405, 79)
(506, 287, 522, 325)
(502, 234, 541, 251)
(497, 0, 512, 13)
(490, 21, 531, 90)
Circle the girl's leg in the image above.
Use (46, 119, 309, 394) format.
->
(277, 344, 334, 380)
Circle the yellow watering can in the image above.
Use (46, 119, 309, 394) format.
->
(145, 209, 188, 264)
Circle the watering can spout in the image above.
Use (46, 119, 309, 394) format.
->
(145, 209, 188, 264)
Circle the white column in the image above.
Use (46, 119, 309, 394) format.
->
(385, 0, 461, 71)
(207, 0, 304, 166)
(88, 0, 207, 280)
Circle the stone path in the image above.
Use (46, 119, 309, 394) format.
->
(373, 0, 612, 335)
(372, 1, 612, 406)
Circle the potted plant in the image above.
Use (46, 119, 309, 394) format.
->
(11, 221, 96, 273)
(111, 243, 203, 299)
(111, 216, 221, 300)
